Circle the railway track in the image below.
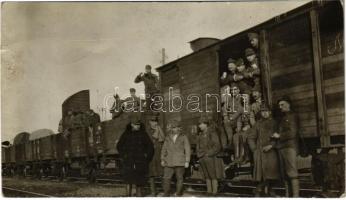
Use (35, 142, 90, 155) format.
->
(3, 175, 339, 197)
(2, 186, 54, 197)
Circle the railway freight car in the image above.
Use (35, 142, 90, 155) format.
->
(156, 0, 344, 181)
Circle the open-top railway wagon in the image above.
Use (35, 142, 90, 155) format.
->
(2, 0, 344, 194)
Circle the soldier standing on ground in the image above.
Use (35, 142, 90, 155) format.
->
(161, 120, 191, 197)
(272, 96, 300, 197)
(248, 105, 280, 197)
(117, 113, 154, 197)
(146, 116, 165, 196)
(196, 115, 225, 196)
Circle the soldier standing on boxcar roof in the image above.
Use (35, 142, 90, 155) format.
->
(123, 88, 141, 112)
(248, 105, 280, 197)
(134, 65, 160, 111)
(197, 115, 225, 196)
(110, 94, 122, 119)
(272, 96, 300, 197)
(117, 113, 154, 197)
(146, 116, 165, 196)
(248, 32, 259, 49)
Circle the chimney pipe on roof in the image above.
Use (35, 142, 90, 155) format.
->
(189, 37, 220, 52)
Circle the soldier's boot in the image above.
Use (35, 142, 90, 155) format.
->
(127, 184, 132, 197)
(206, 179, 212, 194)
(284, 181, 290, 197)
(291, 178, 300, 197)
(136, 185, 142, 197)
(176, 179, 184, 196)
(211, 179, 218, 195)
(149, 177, 156, 196)
(163, 178, 171, 197)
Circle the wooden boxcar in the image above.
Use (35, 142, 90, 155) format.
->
(38, 135, 55, 160)
(101, 112, 131, 155)
(25, 141, 33, 162)
(9, 145, 15, 163)
(14, 143, 26, 165)
(69, 128, 88, 158)
(156, 1, 344, 149)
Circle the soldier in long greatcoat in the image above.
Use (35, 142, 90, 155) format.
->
(117, 113, 154, 197)
(248, 105, 280, 196)
(197, 115, 225, 196)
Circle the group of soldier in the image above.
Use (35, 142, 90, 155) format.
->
(59, 109, 101, 141)
(112, 32, 301, 197)
(219, 32, 300, 197)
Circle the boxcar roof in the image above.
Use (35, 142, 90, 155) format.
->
(156, 0, 324, 72)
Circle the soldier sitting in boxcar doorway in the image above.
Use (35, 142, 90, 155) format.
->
(244, 48, 261, 91)
(220, 58, 237, 88)
(248, 32, 259, 50)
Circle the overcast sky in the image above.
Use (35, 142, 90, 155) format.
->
(1, 1, 309, 141)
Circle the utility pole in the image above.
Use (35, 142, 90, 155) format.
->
(160, 48, 168, 65)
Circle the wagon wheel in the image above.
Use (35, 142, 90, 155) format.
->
(88, 168, 97, 184)
(59, 166, 66, 181)
(38, 168, 44, 180)
(23, 167, 27, 178)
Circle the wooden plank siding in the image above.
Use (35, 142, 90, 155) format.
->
(155, 1, 344, 146)
(39, 135, 55, 160)
(69, 128, 87, 158)
(25, 142, 33, 162)
(102, 112, 130, 155)
(268, 14, 319, 138)
(318, 1, 344, 141)
(160, 65, 181, 134)
(178, 47, 219, 143)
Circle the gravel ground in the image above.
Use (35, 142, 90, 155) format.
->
(2, 177, 127, 197)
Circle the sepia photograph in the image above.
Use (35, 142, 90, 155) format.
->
(1, 0, 345, 197)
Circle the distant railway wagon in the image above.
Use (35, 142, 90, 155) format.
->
(1, 0, 344, 190)
(157, 0, 344, 149)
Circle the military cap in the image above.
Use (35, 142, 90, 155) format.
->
(169, 119, 181, 128)
(251, 88, 262, 94)
(235, 58, 244, 66)
(260, 104, 270, 112)
(247, 32, 259, 40)
(145, 65, 152, 69)
(130, 88, 136, 92)
(245, 48, 256, 57)
(227, 58, 236, 64)
(149, 115, 159, 122)
(129, 112, 141, 124)
(230, 82, 239, 89)
(198, 114, 212, 124)
(277, 95, 292, 105)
